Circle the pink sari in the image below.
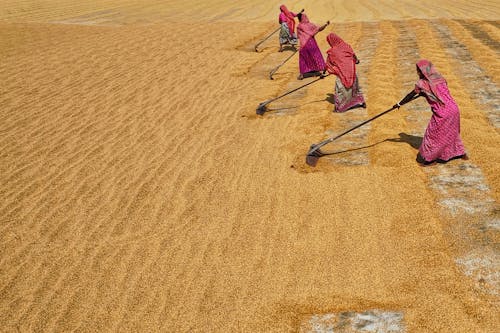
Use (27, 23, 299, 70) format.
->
(415, 60, 466, 162)
(279, 5, 297, 35)
(297, 14, 325, 74)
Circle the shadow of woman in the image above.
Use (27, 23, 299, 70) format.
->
(386, 132, 422, 150)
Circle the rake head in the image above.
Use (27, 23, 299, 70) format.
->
(305, 144, 325, 167)
(256, 102, 269, 115)
(269, 68, 278, 80)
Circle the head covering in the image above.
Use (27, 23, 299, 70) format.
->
(415, 60, 447, 105)
(325, 33, 356, 88)
(297, 13, 319, 47)
(279, 5, 296, 34)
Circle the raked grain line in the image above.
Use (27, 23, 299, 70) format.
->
(0, 27, 219, 324)
(47, 67, 223, 256)
(413, 20, 499, 297)
(146, 56, 293, 331)
(0, 91, 146, 230)
(2, 87, 217, 326)
(394, 20, 428, 136)
(110, 222, 211, 330)
(0, 118, 124, 232)
(320, 22, 381, 167)
(2, 25, 230, 244)
(0, 130, 150, 314)
(28, 239, 139, 331)
(431, 20, 500, 129)
(456, 20, 500, 53)
(0, 27, 120, 141)
(108, 73, 258, 330)
(479, 21, 500, 42)
(446, 20, 500, 82)
(6, 96, 192, 330)
(0, 0, 134, 23)
(47, 240, 156, 331)
(488, 21, 500, 30)
(49, 52, 258, 330)
(20, 16, 229, 330)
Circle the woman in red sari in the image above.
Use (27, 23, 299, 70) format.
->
(324, 32, 366, 112)
(395, 60, 468, 166)
(296, 13, 329, 80)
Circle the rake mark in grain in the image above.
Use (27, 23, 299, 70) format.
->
(321, 22, 380, 166)
(457, 20, 500, 53)
(431, 21, 500, 129)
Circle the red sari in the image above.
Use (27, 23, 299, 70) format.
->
(325, 33, 365, 112)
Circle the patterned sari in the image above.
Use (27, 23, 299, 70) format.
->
(297, 14, 325, 74)
(279, 6, 298, 45)
(415, 60, 466, 163)
(325, 33, 365, 112)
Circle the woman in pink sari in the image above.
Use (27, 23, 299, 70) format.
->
(296, 13, 329, 80)
(395, 60, 468, 166)
(325, 32, 366, 112)
(278, 5, 302, 51)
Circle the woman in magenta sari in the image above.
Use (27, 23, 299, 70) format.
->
(395, 60, 468, 166)
(278, 5, 302, 51)
(296, 13, 329, 80)
(325, 32, 366, 112)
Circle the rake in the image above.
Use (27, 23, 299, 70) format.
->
(306, 97, 417, 166)
(254, 27, 281, 52)
(256, 74, 329, 115)
(269, 50, 298, 80)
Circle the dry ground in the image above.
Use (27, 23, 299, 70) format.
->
(0, 1, 499, 332)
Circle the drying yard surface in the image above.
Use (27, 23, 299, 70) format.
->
(0, 1, 499, 332)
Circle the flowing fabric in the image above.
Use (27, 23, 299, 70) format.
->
(334, 76, 365, 112)
(326, 33, 356, 88)
(297, 14, 319, 47)
(415, 59, 446, 105)
(279, 5, 297, 35)
(279, 22, 297, 45)
(414, 61, 466, 162)
(297, 14, 324, 74)
(299, 38, 325, 74)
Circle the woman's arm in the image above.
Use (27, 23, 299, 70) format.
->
(394, 90, 420, 108)
(318, 20, 330, 32)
